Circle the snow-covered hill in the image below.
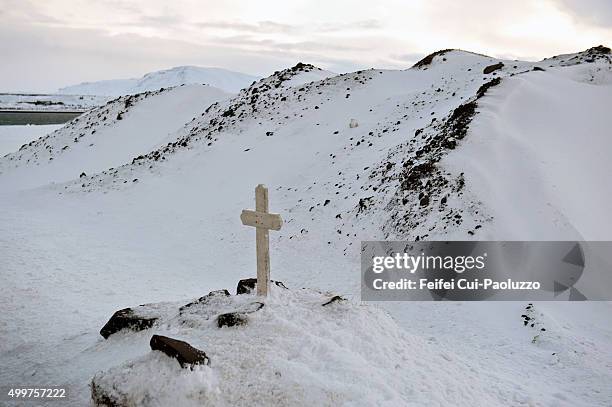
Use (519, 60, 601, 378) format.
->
(58, 66, 261, 96)
(1, 49, 612, 406)
(0, 84, 231, 189)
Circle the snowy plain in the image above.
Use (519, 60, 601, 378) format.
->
(1, 50, 611, 406)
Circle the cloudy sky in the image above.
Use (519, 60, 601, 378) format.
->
(1, 0, 611, 92)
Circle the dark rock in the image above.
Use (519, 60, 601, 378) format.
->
(445, 101, 477, 139)
(80, 172, 86, 178)
(483, 62, 504, 74)
(401, 162, 435, 190)
(236, 278, 287, 295)
(356, 196, 374, 213)
(180, 289, 230, 313)
(587, 45, 611, 55)
(100, 308, 158, 339)
(441, 137, 457, 149)
(216, 301, 264, 328)
(412, 49, 454, 68)
(476, 77, 501, 98)
(91, 380, 123, 407)
(217, 312, 248, 328)
(237, 278, 257, 294)
(150, 335, 209, 368)
(532, 66, 545, 72)
(221, 107, 236, 117)
(322, 295, 346, 306)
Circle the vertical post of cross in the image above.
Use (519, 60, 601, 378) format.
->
(240, 184, 283, 297)
(255, 184, 270, 296)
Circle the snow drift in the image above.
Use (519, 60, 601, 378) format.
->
(90, 285, 504, 406)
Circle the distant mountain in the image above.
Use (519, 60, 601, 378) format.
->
(57, 66, 260, 95)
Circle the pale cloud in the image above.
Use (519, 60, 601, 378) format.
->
(0, 0, 610, 92)
(552, 0, 612, 27)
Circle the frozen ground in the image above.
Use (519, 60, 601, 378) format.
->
(1, 48, 611, 406)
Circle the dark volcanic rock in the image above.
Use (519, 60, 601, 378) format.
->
(100, 308, 158, 339)
(150, 335, 210, 368)
(412, 49, 454, 68)
(322, 295, 346, 306)
(587, 45, 611, 55)
(236, 278, 257, 294)
(236, 278, 287, 295)
(483, 62, 504, 74)
(216, 301, 264, 327)
(445, 101, 477, 139)
(401, 162, 436, 191)
(91, 380, 123, 407)
(217, 312, 248, 328)
(476, 77, 502, 98)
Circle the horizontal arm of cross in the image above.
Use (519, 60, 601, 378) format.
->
(240, 210, 283, 231)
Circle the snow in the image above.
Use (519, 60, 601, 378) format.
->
(1, 48, 612, 406)
(442, 64, 612, 240)
(58, 66, 260, 96)
(0, 84, 231, 190)
(88, 287, 509, 406)
(0, 125, 61, 156)
(279, 67, 336, 88)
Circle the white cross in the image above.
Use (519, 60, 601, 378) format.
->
(240, 184, 283, 296)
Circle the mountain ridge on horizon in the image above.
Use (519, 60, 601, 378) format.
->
(57, 65, 261, 96)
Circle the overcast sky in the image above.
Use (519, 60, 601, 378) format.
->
(1, 0, 611, 93)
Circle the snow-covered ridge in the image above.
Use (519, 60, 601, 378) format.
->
(0, 84, 230, 189)
(120, 62, 338, 164)
(411, 45, 611, 70)
(7, 46, 611, 242)
(58, 66, 260, 96)
(59, 48, 606, 183)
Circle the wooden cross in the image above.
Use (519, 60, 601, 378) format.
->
(240, 184, 283, 296)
